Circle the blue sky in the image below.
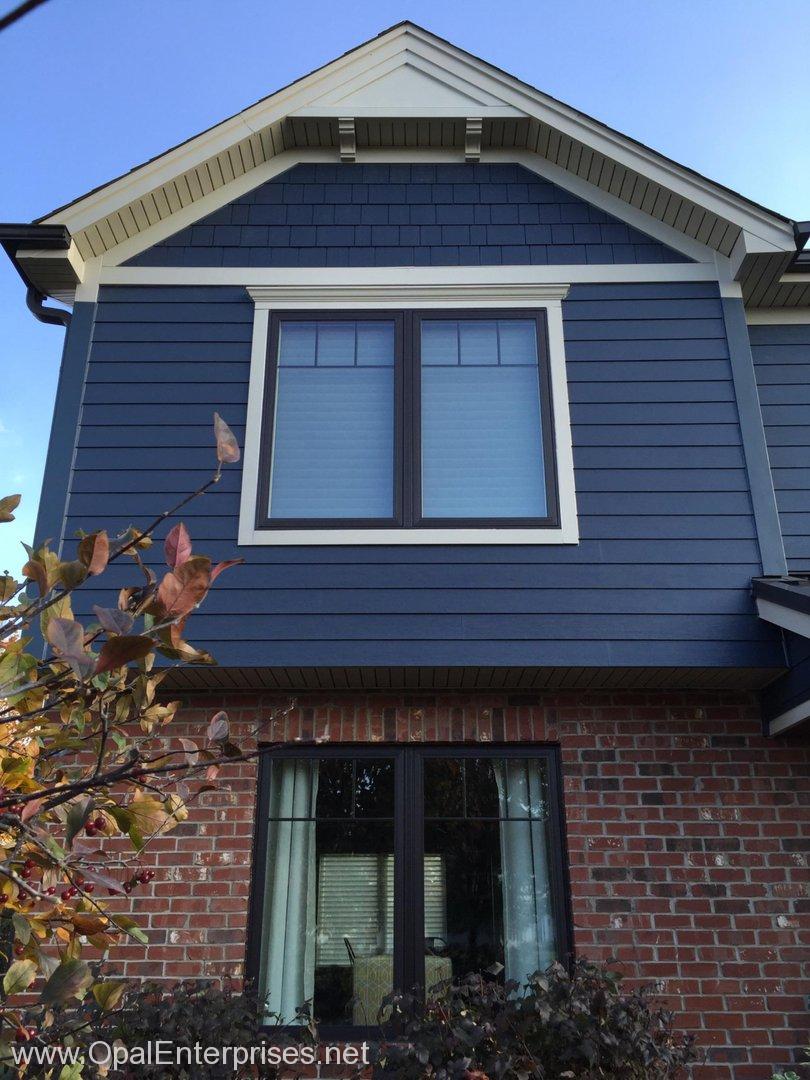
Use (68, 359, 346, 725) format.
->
(1, 0, 808, 572)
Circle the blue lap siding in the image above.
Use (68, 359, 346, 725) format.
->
(750, 322, 810, 570)
(60, 279, 781, 670)
(125, 163, 691, 268)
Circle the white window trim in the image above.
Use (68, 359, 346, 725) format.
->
(238, 276, 578, 546)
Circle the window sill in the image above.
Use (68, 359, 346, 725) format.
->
(237, 525, 580, 545)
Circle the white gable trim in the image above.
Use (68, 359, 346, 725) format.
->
(40, 23, 795, 261)
(236, 275, 578, 546)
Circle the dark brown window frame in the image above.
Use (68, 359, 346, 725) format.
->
(246, 743, 574, 1039)
(255, 308, 561, 531)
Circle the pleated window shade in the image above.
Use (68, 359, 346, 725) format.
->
(420, 319, 547, 519)
(268, 321, 395, 520)
(316, 854, 447, 966)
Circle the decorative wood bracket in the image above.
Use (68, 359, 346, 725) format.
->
(338, 117, 356, 162)
(465, 117, 483, 162)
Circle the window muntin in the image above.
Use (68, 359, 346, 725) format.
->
(250, 746, 570, 1032)
(265, 318, 397, 522)
(257, 310, 558, 531)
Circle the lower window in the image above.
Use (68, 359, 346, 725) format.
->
(248, 746, 571, 1030)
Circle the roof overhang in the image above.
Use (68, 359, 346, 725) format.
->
(753, 576, 810, 735)
(5, 21, 800, 306)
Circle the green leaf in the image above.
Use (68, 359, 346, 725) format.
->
(65, 798, 92, 848)
(92, 980, 126, 1012)
(114, 915, 148, 945)
(58, 1061, 85, 1080)
(12, 913, 31, 945)
(3, 958, 37, 996)
(41, 958, 93, 1005)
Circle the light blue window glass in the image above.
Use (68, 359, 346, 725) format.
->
(420, 319, 548, 519)
(268, 320, 395, 519)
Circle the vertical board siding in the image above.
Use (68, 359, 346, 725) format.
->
(60, 279, 782, 669)
(750, 322, 810, 569)
(125, 163, 691, 268)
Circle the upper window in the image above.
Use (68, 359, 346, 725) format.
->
(256, 310, 559, 530)
(248, 746, 571, 1033)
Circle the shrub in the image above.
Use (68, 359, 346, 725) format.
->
(374, 960, 697, 1080)
(102, 980, 314, 1079)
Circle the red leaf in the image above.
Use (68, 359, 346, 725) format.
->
(78, 531, 109, 576)
(94, 635, 153, 675)
(47, 618, 94, 678)
(210, 558, 244, 584)
(21, 798, 43, 823)
(22, 558, 48, 596)
(213, 413, 240, 464)
(164, 523, 192, 570)
(93, 606, 135, 635)
(156, 557, 211, 618)
(207, 711, 229, 743)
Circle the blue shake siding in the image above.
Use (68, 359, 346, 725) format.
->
(125, 163, 691, 268)
(59, 280, 781, 670)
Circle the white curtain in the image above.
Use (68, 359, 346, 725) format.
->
(495, 760, 556, 983)
(259, 760, 319, 1022)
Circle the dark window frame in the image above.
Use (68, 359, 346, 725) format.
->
(255, 309, 560, 531)
(246, 743, 574, 1039)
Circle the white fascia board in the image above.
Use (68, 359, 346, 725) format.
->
(755, 598, 810, 638)
(400, 29, 796, 254)
(79, 262, 723, 303)
(768, 699, 810, 736)
(40, 29, 414, 233)
(746, 308, 810, 324)
(505, 150, 720, 268)
(40, 23, 795, 258)
(237, 279, 578, 546)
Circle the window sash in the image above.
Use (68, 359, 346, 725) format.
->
(255, 309, 560, 531)
(247, 744, 572, 1036)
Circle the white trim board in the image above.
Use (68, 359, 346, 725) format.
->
(768, 699, 810, 736)
(746, 308, 810, 325)
(75, 262, 723, 304)
(755, 598, 810, 639)
(237, 282, 579, 546)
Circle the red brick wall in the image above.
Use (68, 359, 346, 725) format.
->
(113, 690, 809, 1080)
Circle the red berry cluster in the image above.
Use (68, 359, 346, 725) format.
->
(84, 816, 107, 837)
(122, 868, 156, 894)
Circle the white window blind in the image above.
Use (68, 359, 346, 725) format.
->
(268, 320, 395, 519)
(316, 855, 447, 966)
(420, 319, 547, 519)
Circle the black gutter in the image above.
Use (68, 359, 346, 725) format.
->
(0, 222, 72, 326)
